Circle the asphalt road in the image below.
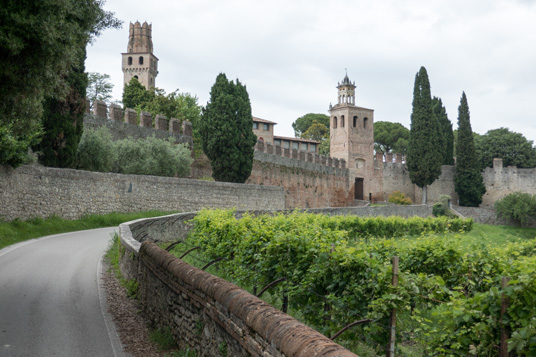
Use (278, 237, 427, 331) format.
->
(0, 228, 126, 357)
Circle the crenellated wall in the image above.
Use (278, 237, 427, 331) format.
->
(84, 100, 193, 147)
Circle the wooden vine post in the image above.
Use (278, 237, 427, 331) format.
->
(387, 256, 399, 357)
(500, 276, 510, 357)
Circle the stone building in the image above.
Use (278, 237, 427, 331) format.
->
(329, 74, 375, 200)
(122, 21, 158, 89)
(252, 117, 276, 144)
(253, 117, 320, 154)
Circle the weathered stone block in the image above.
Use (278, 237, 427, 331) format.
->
(275, 145, 282, 156)
(155, 115, 169, 130)
(93, 100, 108, 118)
(109, 104, 123, 122)
(124, 108, 138, 125)
(169, 118, 181, 134)
(182, 121, 193, 137)
(140, 111, 153, 128)
(265, 143, 274, 155)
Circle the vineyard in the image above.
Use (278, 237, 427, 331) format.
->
(167, 209, 536, 356)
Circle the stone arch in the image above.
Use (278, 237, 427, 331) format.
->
(128, 56, 133, 65)
(139, 56, 144, 65)
(333, 116, 338, 129)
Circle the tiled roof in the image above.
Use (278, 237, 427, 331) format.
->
(274, 135, 320, 144)
(252, 116, 277, 125)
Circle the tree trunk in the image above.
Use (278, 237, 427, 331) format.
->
(422, 186, 427, 204)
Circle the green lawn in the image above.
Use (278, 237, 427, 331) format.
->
(0, 211, 177, 250)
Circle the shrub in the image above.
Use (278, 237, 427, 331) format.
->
(388, 191, 412, 205)
(76, 126, 115, 172)
(433, 195, 452, 217)
(495, 192, 536, 226)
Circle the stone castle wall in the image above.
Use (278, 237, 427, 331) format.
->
(0, 165, 284, 221)
(376, 157, 536, 207)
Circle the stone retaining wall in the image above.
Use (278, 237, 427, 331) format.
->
(118, 211, 358, 356)
(0, 165, 285, 221)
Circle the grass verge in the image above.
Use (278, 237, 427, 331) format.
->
(0, 210, 176, 250)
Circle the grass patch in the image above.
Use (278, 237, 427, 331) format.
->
(149, 327, 178, 351)
(0, 210, 176, 250)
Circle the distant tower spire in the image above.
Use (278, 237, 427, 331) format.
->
(122, 21, 158, 90)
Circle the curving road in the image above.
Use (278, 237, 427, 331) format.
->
(0, 228, 126, 357)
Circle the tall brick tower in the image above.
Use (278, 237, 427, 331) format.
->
(329, 73, 375, 200)
(122, 21, 158, 89)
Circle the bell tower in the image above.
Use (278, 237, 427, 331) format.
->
(329, 72, 375, 200)
(122, 21, 158, 89)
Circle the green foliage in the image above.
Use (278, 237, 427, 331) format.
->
(407, 67, 443, 195)
(432, 195, 453, 218)
(388, 191, 412, 205)
(301, 121, 328, 142)
(455, 92, 486, 207)
(0, 210, 176, 250)
(76, 127, 115, 172)
(292, 113, 330, 137)
(75, 127, 193, 177)
(475, 127, 536, 170)
(495, 192, 536, 226)
(35, 47, 87, 168)
(149, 327, 178, 351)
(181, 210, 536, 355)
(218, 342, 228, 357)
(200, 73, 257, 183)
(373, 121, 409, 156)
(122, 77, 153, 110)
(432, 97, 454, 165)
(87, 72, 114, 106)
(0, 0, 121, 167)
(0, 124, 42, 167)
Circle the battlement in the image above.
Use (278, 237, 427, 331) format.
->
(254, 140, 346, 170)
(84, 99, 192, 146)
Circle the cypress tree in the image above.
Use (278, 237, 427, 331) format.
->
(200, 73, 257, 183)
(455, 92, 486, 206)
(407, 66, 443, 204)
(432, 97, 455, 165)
(36, 49, 87, 167)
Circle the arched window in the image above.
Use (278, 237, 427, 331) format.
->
(353, 116, 358, 127)
(341, 115, 345, 128)
(128, 56, 132, 65)
(333, 116, 338, 129)
(134, 75, 139, 80)
(139, 56, 144, 65)
(364, 117, 369, 129)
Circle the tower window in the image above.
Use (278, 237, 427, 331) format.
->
(353, 116, 358, 127)
(253, 122, 258, 129)
(333, 116, 338, 129)
(128, 56, 132, 65)
(139, 56, 144, 65)
(134, 75, 139, 80)
(364, 117, 369, 129)
(341, 115, 345, 128)
(263, 123, 269, 131)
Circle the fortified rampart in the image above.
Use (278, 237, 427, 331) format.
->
(83, 100, 352, 209)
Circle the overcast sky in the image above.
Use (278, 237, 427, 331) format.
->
(86, 0, 536, 144)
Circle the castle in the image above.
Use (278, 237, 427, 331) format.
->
(115, 22, 536, 209)
(122, 21, 158, 89)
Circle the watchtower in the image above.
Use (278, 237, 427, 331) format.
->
(329, 73, 375, 200)
(122, 21, 158, 89)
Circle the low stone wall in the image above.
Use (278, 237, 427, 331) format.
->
(0, 165, 285, 221)
(453, 205, 536, 227)
(118, 212, 357, 356)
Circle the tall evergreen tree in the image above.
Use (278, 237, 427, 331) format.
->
(407, 66, 443, 204)
(455, 92, 486, 206)
(200, 73, 257, 183)
(36, 50, 87, 167)
(432, 97, 455, 165)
